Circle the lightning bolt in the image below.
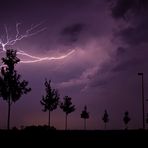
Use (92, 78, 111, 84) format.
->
(0, 23, 75, 64)
(18, 50, 75, 63)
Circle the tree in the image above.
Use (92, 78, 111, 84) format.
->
(123, 111, 131, 129)
(81, 105, 89, 130)
(0, 49, 31, 130)
(40, 79, 60, 128)
(102, 109, 109, 130)
(60, 96, 75, 130)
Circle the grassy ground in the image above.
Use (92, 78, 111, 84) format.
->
(0, 129, 147, 146)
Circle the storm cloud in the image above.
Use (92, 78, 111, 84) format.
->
(0, 0, 147, 130)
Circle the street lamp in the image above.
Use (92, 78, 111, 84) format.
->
(138, 72, 145, 129)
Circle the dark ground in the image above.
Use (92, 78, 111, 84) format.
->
(0, 128, 148, 146)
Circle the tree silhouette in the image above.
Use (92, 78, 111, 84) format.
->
(81, 105, 89, 130)
(60, 96, 75, 130)
(40, 79, 60, 128)
(102, 109, 109, 130)
(0, 49, 31, 130)
(123, 111, 131, 129)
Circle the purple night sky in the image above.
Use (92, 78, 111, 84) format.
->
(0, 0, 148, 130)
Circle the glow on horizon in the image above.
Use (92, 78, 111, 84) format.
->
(0, 23, 75, 64)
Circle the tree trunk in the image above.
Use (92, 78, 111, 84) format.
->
(7, 98, 11, 130)
(125, 124, 128, 130)
(84, 119, 86, 130)
(48, 110, 50, 128)
(65, 114, 68, 130)
(104, 123, 106, 130)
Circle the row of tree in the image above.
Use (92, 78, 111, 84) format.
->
(102, 110, 131, 130)
(40, 79, 75, 130)
(41, 79, 131, 130)
(0, 49, 131, 130)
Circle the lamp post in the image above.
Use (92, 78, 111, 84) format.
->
(138, 72, 145, 129)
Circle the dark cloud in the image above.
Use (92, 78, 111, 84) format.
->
(118, 18, 148, 46)
(116, 47, 126, 57)
(109, 0, 148, 19)
(107, 0, 148, 73)
(60, 23, 85, 44)
(111, 0, 135, 19)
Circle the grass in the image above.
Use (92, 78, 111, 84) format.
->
(0, 128, 147, 146)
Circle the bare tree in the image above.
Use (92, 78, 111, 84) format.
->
(0, 49, 31, 130)
(40, 79, 60, 128)
(81, 105, 89, 130)
(60, 96, 75, 130)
